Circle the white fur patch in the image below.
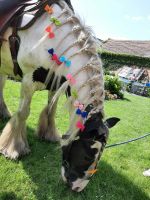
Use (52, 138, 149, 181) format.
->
(91, 141, 102, 160)
(21, 14, 34, 28)
(91, 141, 102, 150)
(61, 167, 67, 183)
(72, 178, 89, 192)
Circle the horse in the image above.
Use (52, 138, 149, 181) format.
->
(0, 0, 120, 192)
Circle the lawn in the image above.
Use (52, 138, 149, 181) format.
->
(0, 80, 150, 200)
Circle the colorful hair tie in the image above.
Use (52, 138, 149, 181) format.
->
(52, 54, 58, 61)
(76, 121, 85, 132)
(44, 5, 53, 14)
(76, 108, 82, 115)
(48, 48, 62, 65)
(45, 26, 55, 39)
(76, 109, 88, 119)
(52, 54, 62, 65)
(48, 48, 54, 55)
(87, 169, 98, 175)
(59, 56, 71, 67)
(66, 74, 76, 85)
(74, 100, 80, 107)
(74, 101, 84, 110)
(50, 17, 62, 26)
(81, 111, 88, 119)
(78, 104, 84, 110)
(72, 89, 78, 99)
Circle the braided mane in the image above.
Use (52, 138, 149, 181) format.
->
(45, 1, 104, 143)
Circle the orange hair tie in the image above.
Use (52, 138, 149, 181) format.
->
(44, 5, 53, 14)
(87, 169, 98, 175)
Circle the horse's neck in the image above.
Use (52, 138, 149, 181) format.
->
(29, 4, 91, 103)
(19, 3, 103, 108)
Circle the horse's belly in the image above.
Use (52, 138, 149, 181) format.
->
(0, 28, 15, 76)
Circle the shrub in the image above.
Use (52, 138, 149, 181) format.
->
(104, 75, 124, 99)
(104, 69, 110, 75)
(126, 83, 132, 92)
(146, 88, 150, 97)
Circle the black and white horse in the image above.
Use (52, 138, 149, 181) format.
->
(0, 0, 119, 192)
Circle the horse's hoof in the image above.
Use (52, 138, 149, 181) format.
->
(45, 133, 61, 142)
(0, 147, 30, 160)
(37, 130, 61, 142)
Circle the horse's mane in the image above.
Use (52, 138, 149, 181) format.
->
(46, 1, 104, 143)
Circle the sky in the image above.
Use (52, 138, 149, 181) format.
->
(71, 0, 150, 41)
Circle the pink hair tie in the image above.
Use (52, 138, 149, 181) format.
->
(74, 100, 80, 107)
(74, 101, 84, 110)
(66, 74, 76, 85)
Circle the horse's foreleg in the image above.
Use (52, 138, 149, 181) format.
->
(0, 75, 11, 120)
(37, 91, 60, 142)
(0, 77, 34, 159)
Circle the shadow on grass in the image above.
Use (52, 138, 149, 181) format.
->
(123, 97, 131, 102)
(20, 127, 149, 200)
(0, 192, 22, 200)
(0, 119, 8, 130)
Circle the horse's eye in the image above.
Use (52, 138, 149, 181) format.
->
(84, 155, 93, 161)
(63, 160, 69, 168)
(69, 172, 77, 182)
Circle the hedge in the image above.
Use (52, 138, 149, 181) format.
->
(98, 50, 150, 69)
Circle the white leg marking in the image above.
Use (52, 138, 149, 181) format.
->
(37, 92, 60, 142)
(0, 76, 34, 159)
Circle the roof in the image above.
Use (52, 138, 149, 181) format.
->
(102, 39, 150, 58)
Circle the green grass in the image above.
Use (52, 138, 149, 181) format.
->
(0, 80, 150, 200)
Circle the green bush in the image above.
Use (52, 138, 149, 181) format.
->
(146, 88, 150, 97)
(126, 83, 132, 92)
(104, 75, 124, 99)
(104, 69, 110, 75)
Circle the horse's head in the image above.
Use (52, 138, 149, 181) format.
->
(61, 113, 120, 192)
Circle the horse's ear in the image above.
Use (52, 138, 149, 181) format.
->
(104, 117, 120, 129)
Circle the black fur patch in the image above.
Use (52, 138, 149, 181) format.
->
(33, 67, 49, 83)
(62, 139, 96, 179)
(32, 67, 70, 95)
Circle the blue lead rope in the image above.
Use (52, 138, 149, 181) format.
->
(106, 132, 150, 149)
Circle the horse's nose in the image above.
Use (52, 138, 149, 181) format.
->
(72, 187, 80, 192)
